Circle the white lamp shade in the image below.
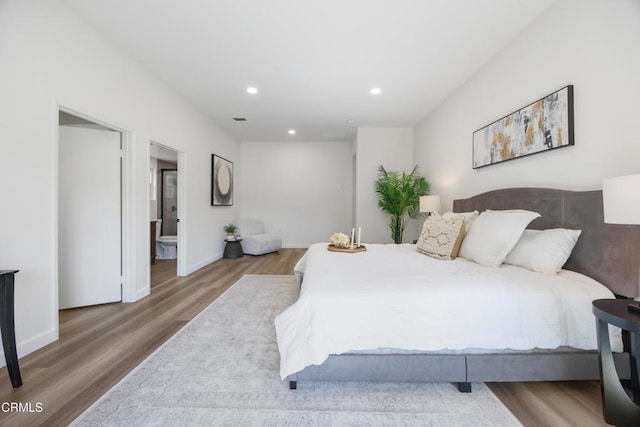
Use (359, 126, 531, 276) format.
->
(419, 195, 441, 213)
(603, 174, 640, 225)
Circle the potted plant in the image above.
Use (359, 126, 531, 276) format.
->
(374, 165, 429, 244)
(223, 223, 238, 241)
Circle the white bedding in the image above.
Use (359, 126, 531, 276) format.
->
(275, 243, 623, 380)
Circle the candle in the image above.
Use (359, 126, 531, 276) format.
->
(351, 227, 355, 249)
(357, 227, 361, 247)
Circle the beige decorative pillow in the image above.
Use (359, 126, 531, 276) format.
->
(416, 214, 465, 260)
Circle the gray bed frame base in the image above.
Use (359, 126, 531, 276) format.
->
(288, 351, 631, 392)
(288, 188, 640, 391)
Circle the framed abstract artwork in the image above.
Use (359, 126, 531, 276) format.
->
(472, 85, 574, 169)
(211, 154, 233, 206)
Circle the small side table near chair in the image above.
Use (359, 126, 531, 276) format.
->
(223, 239, 244, 259)
(592, 299, 640, 426)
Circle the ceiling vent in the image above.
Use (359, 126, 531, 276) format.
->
(232, 117, 247, 121)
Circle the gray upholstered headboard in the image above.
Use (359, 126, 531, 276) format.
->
(453, 187, 640, 298)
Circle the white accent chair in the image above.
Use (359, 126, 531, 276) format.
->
(239, 219, 282, 255)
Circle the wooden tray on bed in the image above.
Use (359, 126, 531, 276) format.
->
(327, 244, 366, 253)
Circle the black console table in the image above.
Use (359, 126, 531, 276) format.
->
(0, 270, 22, 388)
(593, 298, 640, 426)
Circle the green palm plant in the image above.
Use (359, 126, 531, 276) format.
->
(223, 223, 238, 234)
(375, 165, 430, 244)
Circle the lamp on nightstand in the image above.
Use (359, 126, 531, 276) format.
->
(603, 174, 640, 225)
(598, 173, 640, 426)
(419, 195, 441, 215)
(602, 173, 640, 302)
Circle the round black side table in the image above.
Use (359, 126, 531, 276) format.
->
(223, 239, 243, 259)
(592, 298, 640, 426)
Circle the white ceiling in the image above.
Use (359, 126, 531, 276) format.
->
(63, 0, 556, 143)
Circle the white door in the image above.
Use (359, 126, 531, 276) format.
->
(59, 126, 122, 309)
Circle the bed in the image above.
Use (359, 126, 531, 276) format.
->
(275, 188, 640, 391)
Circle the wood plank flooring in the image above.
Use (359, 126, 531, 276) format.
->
(0, 248, 609, 426)
(150, 258, 177, 288)
(488, 381, 608, 427)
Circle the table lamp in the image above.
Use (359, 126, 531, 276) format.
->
(603, 174, 640, 225)
(599, 175, 640, 425)
(603, 173, 640, 313)
(419, 195, 441, 215)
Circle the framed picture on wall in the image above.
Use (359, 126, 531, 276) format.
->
(472, 85, 574, 169)
(211, 154, 233, 206)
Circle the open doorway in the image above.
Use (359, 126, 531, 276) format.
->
(150, 142, 180, 288)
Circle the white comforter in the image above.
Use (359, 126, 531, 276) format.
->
(275, 243, 622, 380)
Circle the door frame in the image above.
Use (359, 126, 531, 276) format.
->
(149, 141, 186, 277)
(55, 106, 135, 331)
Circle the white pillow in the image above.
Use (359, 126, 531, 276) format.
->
(504, 229, 582, 274)
(458, 209, 541, 267)
(443, 211, 479, 235)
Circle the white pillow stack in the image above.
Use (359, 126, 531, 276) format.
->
(429, 208, 582, 273)
(458, 209, 541, 267)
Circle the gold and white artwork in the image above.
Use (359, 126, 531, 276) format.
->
(473, 85, 574, 168)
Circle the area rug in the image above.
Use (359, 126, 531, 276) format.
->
(73, 275, 521, 426)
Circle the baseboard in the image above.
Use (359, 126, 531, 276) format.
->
(0, 328, 57, 367)
(131, 286, 150, 302)
(186, 253, 222, 275)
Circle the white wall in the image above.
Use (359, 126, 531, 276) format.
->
(355, 127, 419, 244)
(0, 0, 239, 360)
(240, 141, 352, 247)
(414, 0, 640, 211)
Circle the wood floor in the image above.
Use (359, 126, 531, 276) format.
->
(0, 248, 609, 426)
(150, 258, 178, 288)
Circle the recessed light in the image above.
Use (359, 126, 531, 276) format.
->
(288, 129, 296, 135)
(246, 87, 258, 94)
(370, 87, 381, 95)
(347, 119, 355, 124)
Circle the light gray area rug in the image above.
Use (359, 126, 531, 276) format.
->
(74, 274, 521, 426)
